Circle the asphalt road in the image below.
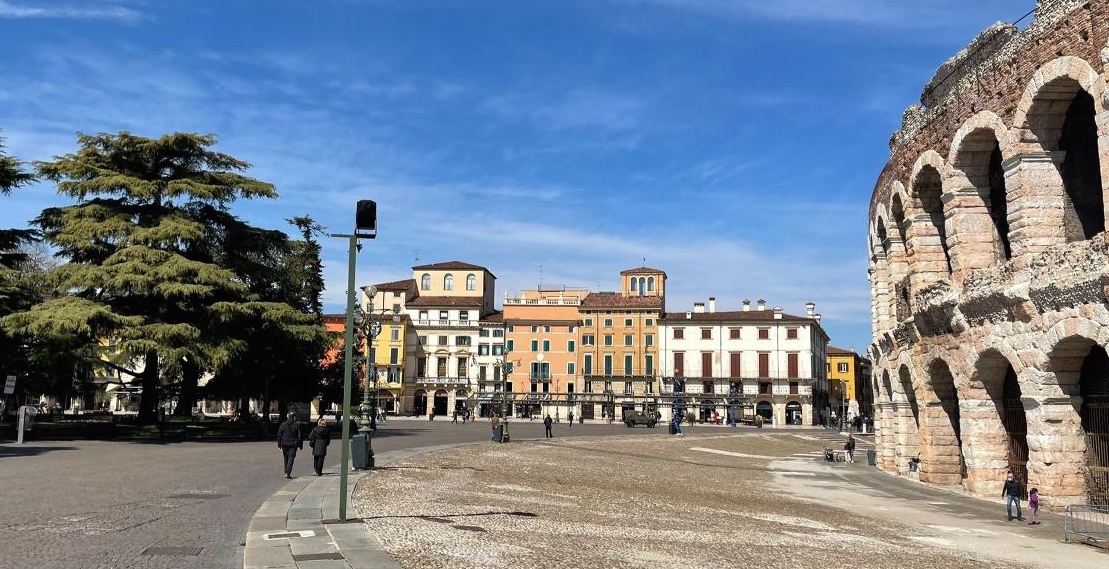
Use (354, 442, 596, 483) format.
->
(0, 418, 690, 568)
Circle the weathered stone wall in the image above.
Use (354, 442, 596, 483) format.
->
(868, 0, 1109, 507)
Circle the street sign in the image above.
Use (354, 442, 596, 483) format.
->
(3, 376, 15, 395)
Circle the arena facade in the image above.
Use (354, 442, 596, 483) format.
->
(868, 0, 1109, 506)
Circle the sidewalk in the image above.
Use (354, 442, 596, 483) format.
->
(243, 444, 466, 569)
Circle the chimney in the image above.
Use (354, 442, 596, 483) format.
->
(693, 302, 705, 314)
(773, 306, 782, 319)
(709, 297, 716, 313)
(757, 299, 766, 311)
(806, 301, 815, 317)
(685, 311, 692, 319)
(742, 299, 751, 312)
(815, 314, 822, 324)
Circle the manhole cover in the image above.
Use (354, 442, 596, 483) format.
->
(142, 546, 202, 556)
(293, 552, 345, 561)
(452, 525, 486, 532)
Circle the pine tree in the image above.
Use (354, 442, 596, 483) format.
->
(7, 132, 276, 424)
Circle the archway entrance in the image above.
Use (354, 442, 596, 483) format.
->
(755, 401, 772, 420)
(923, 359, 965, 484)
(433, 390, 449, 416)
(413, 391, 427, 416)
(1000, 366, 1029, 497)
(897, 365, 921, 472)
(699, 400, 717, 422)
(785, 401, 802, 425)
(1079, 346, 1109, 504)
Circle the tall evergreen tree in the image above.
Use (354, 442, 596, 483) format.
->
(5, 132, 276, 424)
(0, 132, 43, 395)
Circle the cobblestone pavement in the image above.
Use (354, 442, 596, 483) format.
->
(352, 430, 1109, 569)
(0, 417, 668, 568)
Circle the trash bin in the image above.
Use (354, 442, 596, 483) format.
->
(867, 449, 877, 466)
(491, 425, 503, 443)
(668, 422, 676, 435)
(352, 434, 368, 469)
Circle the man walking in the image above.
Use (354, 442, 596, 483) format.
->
(543, 414, 553, 438)
(568, 410, 574, 428)
(844, 433, 856, 463)
(1003, 471, 1024, 521)
(277, 413, 302, 479)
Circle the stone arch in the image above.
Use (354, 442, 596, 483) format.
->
(947, 111, 1014, 264)
(908, 150, 952, 282)
(1045, 332, 1109, 504)
(895, 364, 921, 473)
(881, 368, 894, 404)
(871, 206, 893, 333)
(1012, 56, 1106, 244)
(917, 356, 966, 485)
(885, 184, 913, 323)
(961, 349, 1028, 496)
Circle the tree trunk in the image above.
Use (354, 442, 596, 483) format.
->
(174, 362, 200, 417)
(136, 351, 160, 425)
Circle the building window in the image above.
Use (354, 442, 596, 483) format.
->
(703, 381, 714, 394)
(674, 352, 684, 377)
(436, 357, 447, 376)
(758, 353, 770, 377)
(646, 379, 654, 394)
(604, 335, 613, 346)
(624, 334, 633, 346)
(787, 353, 798, 378)
(624, 354, 633, 375)
(789, 381, 799, 395)
(787, 328, 798, 339)
(838, 362, 849, 373)
(674, 328, 684, 340)
(567, 362, 576, 375)
(466, 273, 476, 291)
(544, 325, 551, 333)
(624, 318, 633, 327)
(701, 352, 712, 378)
(439, 310, 449, 323)
(531, 340, 539, 352)
(506, 340, 514, 352)
(543, 340, 550, 351)
(443, 274, 453, 291)
(624, 381, 633, 394)
(604, 355, 613, 376)
(758, 381, 771, 394)
(479, 344, 490, 356)
(390, 347, 399, 365)
(459, 310, 469, 322)
(458, 357, 468, 376)
(390, 328, 400, 341)
(493, 344, 504, 356)
(568, 325, 576, 333)
(645, 334, 654, 347)
(568, 340, 576, 353)
(532, 325, 538, 333)
(582, 335, 595, 346)
(584, 354, 593, 375)
(647, 276, 655, 291)
(418, 335, 427, 346)
(729, 328, 740, 340)
(758, 328, 770, 340)
(645, 318, 653, 326)
(421, 273, 431, 290)
(645, 354, 654, 375)
(480, 328, 490, 337)
(701, 328, 712, 340)
(419, 310, 428, 321)
(584, 318, 593, 326)
(457, 336, 472, 347)
(437, 336, 448, 346)
(631, 278, 638, 293)
(604, 318, 613, 327)
(584, 379, 592, 392)
(730, 353, 741, 377)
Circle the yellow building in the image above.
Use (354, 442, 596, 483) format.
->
(502, 286, 588, 420)
(577, 267, 666, 421)
(363, 278, 417, 414)
(826, 346, 873, 423)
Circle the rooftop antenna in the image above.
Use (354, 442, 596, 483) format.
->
(539, 265, 543, 288)
(414, 250, 420, 264)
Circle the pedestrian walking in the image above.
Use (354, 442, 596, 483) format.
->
(452, 410, 459, 424)
(844, 433, 856, 463)
(1003, 471, 1024, 521)
(543, 414, 553, 438)
(568, 411, 574, 428)
(491, 414, 501, 441)
(277, 413, 302, 479)
(1028, 487, 1040, 525)
(308, 418, 331, 476)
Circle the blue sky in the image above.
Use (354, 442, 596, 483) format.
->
(0, 0, 1034, 354)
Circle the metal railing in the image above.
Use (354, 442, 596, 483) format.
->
(1064, 504, 1109, 548)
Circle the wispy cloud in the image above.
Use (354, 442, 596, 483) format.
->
(484, 89, 647, 132)
(614, 0, 1025, 28)
(0, 0, 140, 21)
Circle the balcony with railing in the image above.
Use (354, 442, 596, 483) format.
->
(414, 319, 480, 328)
(413, 376, 472, 386)
(503, 296, 583, 307)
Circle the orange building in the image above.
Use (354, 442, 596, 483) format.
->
(502, 286, 588, 420)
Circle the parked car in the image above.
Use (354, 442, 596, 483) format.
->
(624, 410, 657, 428)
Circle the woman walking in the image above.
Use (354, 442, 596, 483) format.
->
(308, 418, 331, 476)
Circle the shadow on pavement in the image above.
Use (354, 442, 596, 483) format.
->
(0, 444, 78, 458)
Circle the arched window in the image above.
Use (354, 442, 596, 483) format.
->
(444, 274, 454, 291)
(631, 278, 639, 293)
(1059, 90, 1103, 241)
(466, 274, 476, 291)
(647, 277, 655, 292)
(638, 277, 646, 296)
(421, 274, 431, 290)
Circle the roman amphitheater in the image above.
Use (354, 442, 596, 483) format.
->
(868, 0, 1109, 506)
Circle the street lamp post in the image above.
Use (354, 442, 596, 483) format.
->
(330, 199, 376, 523)
(356, 286, 382, 469)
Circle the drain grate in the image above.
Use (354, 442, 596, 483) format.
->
(141, 546, 202, 556)
(293, 552, 346, 561)
(263, 530, 316, 540)
(452, 525, 486, 532)
(168, 492, 227, 500)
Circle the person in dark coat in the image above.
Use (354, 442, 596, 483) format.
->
(543, 414, 553, 438)
(844, 433, 856, 463)
(308, 418, 331, 476)
(277, 413, 302, 479)
(1003, 471, 1024, 521)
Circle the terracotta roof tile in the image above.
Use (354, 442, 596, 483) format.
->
(619, 266, 667, 276)
(373, 278, 415, 291)
(580, 292, 664, 310)
(411, 261, 490, 272)
(407, 296, 485, 308)
(826, 346, 857, 355)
